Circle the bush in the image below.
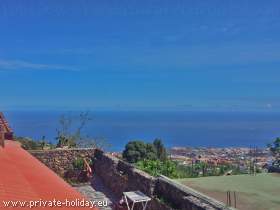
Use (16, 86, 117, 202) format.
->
(72, 158, 84, 170)
(136, 159, 245, 179)
(122, 139, 167, 163)
(136, 159, 180, 179)
(15, 136, 54, 150)
(268, 137, 280, 160)
(122, 141, 157, 163)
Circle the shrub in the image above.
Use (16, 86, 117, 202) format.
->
(136, 159, 180, 178)
(15, 136, 55, 150)
(72, 158, 84, 170)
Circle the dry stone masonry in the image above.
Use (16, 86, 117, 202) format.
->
(31, 148, 233, 210)
(30, 148, 95, 177)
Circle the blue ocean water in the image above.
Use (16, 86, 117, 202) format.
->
(4, 111, 280, 151)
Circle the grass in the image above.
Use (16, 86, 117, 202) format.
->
(178, 173, 280, 210)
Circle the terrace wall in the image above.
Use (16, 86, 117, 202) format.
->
(93, 150, 231, 210)
(93, 149, 156, 197)
(30, 149, 231, 210)
(30, 148, 95, 177)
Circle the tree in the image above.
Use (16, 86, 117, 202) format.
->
(56, 111, 109, 150)
(146, 143, 157, 160)
(153, 139, 167, 161)
(56, 112, 91, 148)
(122, 139, 168, 163)
(268, 137, 280, 160)
(122, 141, 157, 163)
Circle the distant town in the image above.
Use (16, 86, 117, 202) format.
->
(170, 147, 272, 174)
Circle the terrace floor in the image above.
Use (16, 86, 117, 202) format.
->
(74, 175, 118, 210)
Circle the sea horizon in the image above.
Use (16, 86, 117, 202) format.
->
(4, 110, 280, 151)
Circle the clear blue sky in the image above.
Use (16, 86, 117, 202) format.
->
(1, 0, 280, 111)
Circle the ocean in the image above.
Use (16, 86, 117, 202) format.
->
(4, 111, 280, 151)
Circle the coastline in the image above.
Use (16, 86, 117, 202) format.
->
(4, 110, 280, 151)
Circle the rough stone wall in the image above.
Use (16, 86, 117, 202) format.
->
(93, 149, 156, 198)
(93, 150, 232, 210)
(30, 149, 231, 210)
(30, 148, 95, 177)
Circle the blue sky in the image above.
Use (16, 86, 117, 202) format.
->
(1, 0, 280, 111)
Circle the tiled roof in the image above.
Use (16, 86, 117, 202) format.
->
(0, 140, 98, 210)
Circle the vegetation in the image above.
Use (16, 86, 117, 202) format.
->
(267, 137, 280, 160)
(122, 139, 167, 163)
(77, 137, 110, 150)
(137, 158, 243, 179)
(178, 162, 244, 177)
(65, 157, 93, 184)
(153, 138, 168, 161)
(55, 111, 109, 150)
(15, 111, 109, 151)
(123, 139, 243, 179)
(15, 136, 55, 150)
(56, 112, 91, 148)
(72, 158, 85, 170)
(123, 139, 180, 178)
(137, 159, 179, 178)
(72, 157, 93, 170)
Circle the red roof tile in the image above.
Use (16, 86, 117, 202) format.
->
(0, 141, 98, 210)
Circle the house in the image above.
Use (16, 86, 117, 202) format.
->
(0, 112, 97, 210)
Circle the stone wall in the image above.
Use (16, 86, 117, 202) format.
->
(93, 150, 232, 210)
(30, 148, 95, 177)
(93, 149, 156, 198)
(30, 148, 232, 210)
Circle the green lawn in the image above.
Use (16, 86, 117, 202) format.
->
(178, 173, 280, 210)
